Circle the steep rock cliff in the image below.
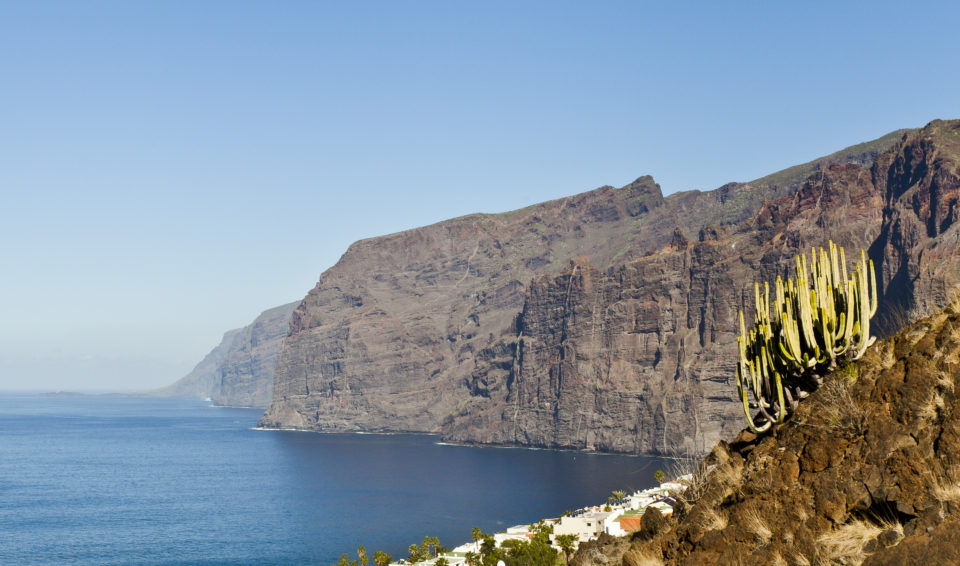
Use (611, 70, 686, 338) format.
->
(154, 301, 298, 408)
(213, 301, 299, 407)
(151, 327, 244, 400)
(259, 124, 927, 450)
(443, 157, 889, 454)
(443, 121, 960, 454)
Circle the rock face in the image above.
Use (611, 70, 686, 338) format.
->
(442, 158, 889, 454)
(214, 302, 299, 407)
(151, 327, 244, 400)
(261, 120, 960, 455)
(154, 301, 298, 408)
(600, 302, 960, 565)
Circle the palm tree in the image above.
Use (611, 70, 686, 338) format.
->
(357, 545, 368, 566)
(555, 534, 578, 565)
(471, 526, 482, 551)
(423, 535, 441, 558)
(373, 551, 393, 566)
(407, 544, 423, 564)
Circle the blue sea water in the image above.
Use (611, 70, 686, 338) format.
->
(0, 394, 673, 565)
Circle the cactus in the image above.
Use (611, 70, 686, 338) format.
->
(736, 242, 877, 433)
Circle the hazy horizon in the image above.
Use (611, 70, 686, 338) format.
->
(3, 1, 959, 391)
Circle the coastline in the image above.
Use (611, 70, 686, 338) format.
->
(386, 475, 691, 565)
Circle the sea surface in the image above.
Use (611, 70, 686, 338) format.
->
(0, 394, 673, 565)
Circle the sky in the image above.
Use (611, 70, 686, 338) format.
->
(1, 1, 958, 391)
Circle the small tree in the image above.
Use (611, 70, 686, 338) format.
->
(420, 535, 440, 559)
(407, 544, 424, 564)
(471, 526, 483, 548)
(654, 469, 665, 484)
(373, 551, 393, 566)
(555, 534, 578, 565)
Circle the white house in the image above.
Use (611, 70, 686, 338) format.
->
(552, 511, 613, 542)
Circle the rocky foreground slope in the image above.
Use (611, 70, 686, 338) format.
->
(153, 302, 297, 407)
(575, 300, 960, 566)
(260, 120, 960, 455)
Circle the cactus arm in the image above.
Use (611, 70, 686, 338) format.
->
(733, 243, 877, 433)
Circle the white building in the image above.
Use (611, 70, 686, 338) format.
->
(552, 511, 613, 542)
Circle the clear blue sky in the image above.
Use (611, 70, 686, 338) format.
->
(1, 1, 958, 390)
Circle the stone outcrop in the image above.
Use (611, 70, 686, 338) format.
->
(153, 301, 298, 408)
(261, 120, 960, 455)
(595, 301, 960, 565)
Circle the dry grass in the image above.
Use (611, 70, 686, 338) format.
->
(622, 550, 664, 566)
(579, 548, 611, 565)
(742, 507, 773, 543)
(930, 474, 960, 502)
(665, 452, 711, 508)
(917, 390, 946, 421)
(700, 507, 728, 531)
(771, 552, 788, 566)
(792, 553, 811, 566)
(816, 518, 902, 566)
(815, 373, 865, 436)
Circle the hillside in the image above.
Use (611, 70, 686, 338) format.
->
(580, 300, 960, 565)
(259, 120, 960, 455)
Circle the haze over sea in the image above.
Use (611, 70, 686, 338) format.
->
(0, 394, 671, 565)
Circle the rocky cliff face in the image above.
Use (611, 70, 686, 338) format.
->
(154, 301, 298, 408)
(151, 327, 244, 400)
(261, 120, 960, 455)
(583, 301, 960, 566)
(442, 157, 889, 454)
(213, 302, 299, 407)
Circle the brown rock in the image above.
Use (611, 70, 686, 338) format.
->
(638, 506, 669, 540)
(610, 304, 960, 565)
(260, 119, 960, 459)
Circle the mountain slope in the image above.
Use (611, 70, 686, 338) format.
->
(441, 119, 960, 454)
(588, 300, 960, 566)
(259, 122, 949, 452)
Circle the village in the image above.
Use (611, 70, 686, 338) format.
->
(393, 475, 691, 565)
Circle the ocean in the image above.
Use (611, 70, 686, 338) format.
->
(0, 394, 673, 565)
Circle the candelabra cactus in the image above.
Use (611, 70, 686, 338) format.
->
(736, 242, 877, 433)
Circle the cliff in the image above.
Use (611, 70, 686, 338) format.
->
(151, 327, 243, 400)
(261, 120, 960, 455)
(154, 301, 298, 408)
(580, 300, 960, 565)
(213, 301, 299, 407)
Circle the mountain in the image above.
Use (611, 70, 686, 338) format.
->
(151, 327, 244, 400)
(259, 119, 959, 454)
(153, 301, 298, 407)
(581, 300, 960, 565)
